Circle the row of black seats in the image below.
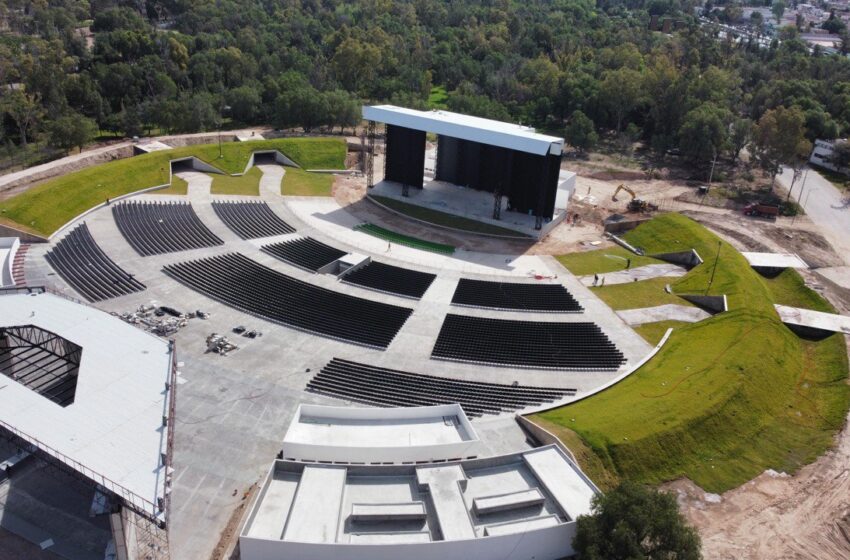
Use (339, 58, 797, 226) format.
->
(163, 253, 412, 349)
(112, 201, 222, 256)
(262, 236, 346, 272)
(306, 358, 576, 417)
(432, 314, 626, 371)
(452, 278, 583, 312)
(341, 261, 436, 299)
(211, 201, 295, 239)
(45, 223, 146, 302)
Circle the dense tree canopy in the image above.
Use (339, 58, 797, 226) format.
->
(574, 482, 702, 560)
(0, 0, 849, 163)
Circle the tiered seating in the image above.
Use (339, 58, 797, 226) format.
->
(163, 253, 411, 348)
(45, 223, 146, 302)
(452, 279, 583, 312)
(112, 201, 223, 256)
(306, 358, 576, 417)
(341, 261, 436, 299)
(432, 315, 625, 370)
(211, 201, 295, 239)
(261, 237, 346, 272)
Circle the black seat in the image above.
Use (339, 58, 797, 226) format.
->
(45, 223, 146, 302)
(432, 314, 626, 370)
(163, 253, 412, 349)
(305, 358, 577, 417)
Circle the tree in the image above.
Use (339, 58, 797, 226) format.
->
(832, 140, 850, 171)
(752, 106, 812, 188)
(772, 1, 786, 24)
(729, 117, 752, 162)
(227, 85, 262, 124)
(566, 110, 598, 153)
(678, 103, 731, 164)
(600, 68, 643, 133)
(45, 112, 98, 153)
(574, 482, 701, 560)
(274, 87, 328, 132)
(4, 90, 42, 148)
(331, 38, 382, 93)
(822, 12, 847, 35)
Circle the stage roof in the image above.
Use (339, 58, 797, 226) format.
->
(363, 105, 564, 156)
(0, 291, 173, 522)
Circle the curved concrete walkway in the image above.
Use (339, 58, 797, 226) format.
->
(579, 263, 687, 286)
(616, 304, 711, 326)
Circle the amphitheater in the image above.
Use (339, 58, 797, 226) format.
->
(1, 115, 847, 560)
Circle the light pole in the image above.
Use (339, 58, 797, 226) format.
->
(218, 104, 231, 159)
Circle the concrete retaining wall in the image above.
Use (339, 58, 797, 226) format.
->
(679, 293, 728, 313)
(603, 217, 650, 234)
(653, 249, 703, 268)
(0, 223, 47, 243)
(515, 415, 578, 464)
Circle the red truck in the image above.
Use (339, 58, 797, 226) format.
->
(743, 203, 780, 220)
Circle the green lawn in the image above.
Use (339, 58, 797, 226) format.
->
(0, 137, 346, 236)
(632, 320, 692, 345)
(147, 176, 188, 196)
(355, 223, 456, 255)
(370, 195, 531, 238)
(556, 246, 664, 276)
(537, 213, 850, 493)
(590, 277, 693, 310)
(427, 86, 449, 109)
(210, 166, 262, 196)
(281, 168, 334, 196)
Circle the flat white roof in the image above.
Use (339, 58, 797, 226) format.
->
(282, 404, 480, 463)
(0, 292, 173, 519)
(243, 445, 599, 546)
(741, 252, 808, 269)
(363, 105, 564, 156)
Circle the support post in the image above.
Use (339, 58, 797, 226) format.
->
(493, 190, 502, 220)
(366, 120, 376, 189)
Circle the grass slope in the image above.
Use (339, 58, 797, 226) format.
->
(0, 137, 345, 236)
(148, 175, 188, 195)
(556, 246, 664, 276)
(281, 168, 334, 196)
(633, 320, 692, 345)
(210, 166, 262, 196)
(355, 223, 456, 255)
(370, 195, 531, 238)
(591, 277, 694, 310)
(537, 213, 849, 493)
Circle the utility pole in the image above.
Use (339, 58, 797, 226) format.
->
(706, 240, 722, 295)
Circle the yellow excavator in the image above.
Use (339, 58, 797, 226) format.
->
(612, 184, 658, 213)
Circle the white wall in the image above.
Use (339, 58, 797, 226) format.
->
(240, 521, 577, 560)
(0, 237, 20, 287)
(282, 404, 481, 463)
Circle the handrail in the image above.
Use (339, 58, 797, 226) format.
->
(0, 417, 159, 521)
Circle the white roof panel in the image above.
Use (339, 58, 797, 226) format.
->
(0, 292, 172, 518)
(363, 105, 564, 156)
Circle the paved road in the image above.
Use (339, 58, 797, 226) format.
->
(778, 166, 850, 265)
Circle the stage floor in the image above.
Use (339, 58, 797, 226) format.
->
(369, 179, 564, 238)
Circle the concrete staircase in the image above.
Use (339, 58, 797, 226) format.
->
(11, 244, 29, 286)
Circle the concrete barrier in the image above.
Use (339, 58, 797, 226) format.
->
(679, 293, 727, 313)
(653, 249, 703, 268)
(0, 223, 47, 243)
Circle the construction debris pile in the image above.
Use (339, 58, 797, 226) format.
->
(114, 305, 208, 337)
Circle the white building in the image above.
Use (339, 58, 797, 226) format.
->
(282, 404, 481, 464)
(240, 443, 599, 560)
(810, 138, 849, 175)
